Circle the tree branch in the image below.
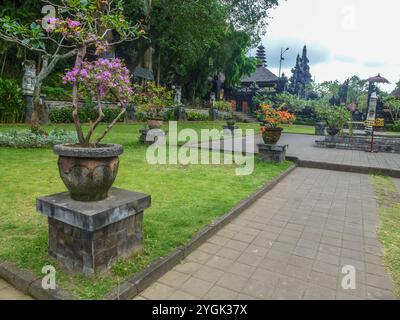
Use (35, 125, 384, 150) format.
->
(85, 95, 105, 143)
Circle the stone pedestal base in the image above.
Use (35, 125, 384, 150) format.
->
(140, 129, 167, 145)
(223, 125, 239, 136)
(37, 188, 151, 274)
(258, 144, 288, 163)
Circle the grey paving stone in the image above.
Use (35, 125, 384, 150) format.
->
(228, 262, 256, 278)
(216, 247, 242, 261)
(237, 253, 264, 267)
(203, 286, 238, 300)
(193, 266, 224, 284)
(133, 168, 396, 301)
(206, 256, 235, 271)
(158, 270, 191, 288)
(180, 277, 214, 298)
(303, 285, 336, 300)
(216, 273, 248, 292)
(242, 279, 275, 299)
(141, 282, 176, 300)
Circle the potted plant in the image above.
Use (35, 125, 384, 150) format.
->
(135, 82, 174, 129)
(259, 104, 296, 144)
(215, 100, 235, 126)
(325, 106, 352, 137)
(226, 117, 236, 127)
(314, 103, 329, 136)
(49, 1, 142, 202)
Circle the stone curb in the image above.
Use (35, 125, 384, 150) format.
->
(0, 260, 75, 300)
(1, 164, 298, 300)
(286, 157, 400, 178)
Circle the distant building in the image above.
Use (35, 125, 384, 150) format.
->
(231, 45, 279, 114)
(391, 88, 400, 98)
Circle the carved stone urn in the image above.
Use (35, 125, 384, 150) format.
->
(261, 127, 283, 145)
(53, 144, 123, 201)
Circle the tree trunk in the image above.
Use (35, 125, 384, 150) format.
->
(31, 80, 45, 130)
(156, 51, 161, 86)
(0, 50, 7, 75)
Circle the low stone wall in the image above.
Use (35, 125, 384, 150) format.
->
(315, 135, 400, 153)
(45, 100, 119, 110)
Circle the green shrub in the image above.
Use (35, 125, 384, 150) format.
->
(49, 106, 123, 124)
(42, 86, 72, 100)
(214, 100, 232, 112)
(0, 77, 26, 123)
(162, 108, 177, 121)
(49, 107, 74, 123)
(103, 108, 124, 123)
(388, 121, 400, 132)
(0, 129, 77, 148)
(187, 110, 210, 121)
(134, 110, 148, 122)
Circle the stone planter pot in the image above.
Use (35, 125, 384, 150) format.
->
(226, 119, 236, 126)
(53, 144, 124, 202)
(327, 127, 340, 136)
(261, 127, 283, 145)
(315, 121, 326, 136)
(147, 119, 163, 130)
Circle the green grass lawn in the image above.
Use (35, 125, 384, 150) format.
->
(0, 121, 316, 138)
(0, 122, 292, 299)
(371, 175, 400, 298)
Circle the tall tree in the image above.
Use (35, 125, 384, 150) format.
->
(221, 0, 279, 44)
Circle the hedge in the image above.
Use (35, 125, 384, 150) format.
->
(49, 106, 124, 124)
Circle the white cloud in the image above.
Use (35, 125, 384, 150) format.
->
(260, 0, 400, 91)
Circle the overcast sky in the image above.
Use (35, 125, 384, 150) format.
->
(259, 0, 400, 91)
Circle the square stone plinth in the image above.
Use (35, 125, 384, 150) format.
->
(258, 144, 288, 163)
(37, 188, 151, 274)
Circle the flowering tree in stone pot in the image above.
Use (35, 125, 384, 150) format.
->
(46, 0, 144, 202)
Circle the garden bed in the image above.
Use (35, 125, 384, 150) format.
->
(0, 122, 292, 299)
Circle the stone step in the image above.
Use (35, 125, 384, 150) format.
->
(233, 112, 258, 123)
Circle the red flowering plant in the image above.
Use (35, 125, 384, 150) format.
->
(259, 104, 296, 133)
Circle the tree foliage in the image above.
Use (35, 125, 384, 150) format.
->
(221, 0, 279, 44)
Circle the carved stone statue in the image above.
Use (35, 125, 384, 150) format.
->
(22, 60, 37, 95)
(173, 85, 182, 105)
(210, 92, 216, 107)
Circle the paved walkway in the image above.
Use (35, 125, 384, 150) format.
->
(136, 168, 395, 300)
(197, 134, 400, 172)
(0, 278, 32, 300)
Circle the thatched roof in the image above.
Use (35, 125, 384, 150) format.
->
(133, 67, 154, 81)
(241, 66, 279, 85)
(391, 88, 400, 98)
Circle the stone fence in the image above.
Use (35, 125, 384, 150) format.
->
(315, 135, 400, 153)
(45, 100, 120, 110)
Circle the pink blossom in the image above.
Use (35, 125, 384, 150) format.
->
(67, 19, 81, 28)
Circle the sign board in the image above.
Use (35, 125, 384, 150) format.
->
(365, 118, 385, 127)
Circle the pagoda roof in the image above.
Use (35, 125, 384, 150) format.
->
(241, 66, 279, 84)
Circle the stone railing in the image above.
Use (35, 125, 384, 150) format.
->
(315, 135, 400, 153)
